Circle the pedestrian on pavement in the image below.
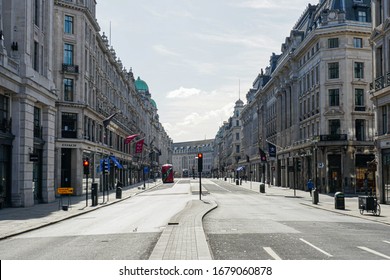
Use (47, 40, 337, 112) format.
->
(307, 179, 314, 197)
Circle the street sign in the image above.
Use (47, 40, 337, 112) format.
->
(144, 166, 149, 173)
(29, 153, 39, 162)
(57, 187, 74, 195)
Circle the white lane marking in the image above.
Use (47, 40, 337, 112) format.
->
(300, 238, 333, 257)
(210, 181, 232, 192)
(264, 247, 282, 260)
(383, 240, 390, 245)
(358, 247, 390, 259)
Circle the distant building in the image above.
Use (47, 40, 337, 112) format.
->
(172, 140, 214, 177)
(214, 99, 245, 179)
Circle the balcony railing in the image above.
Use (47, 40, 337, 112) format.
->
(354, 106, 366, 112)
(320, 134, 347, 141)
(62, 64, 79, 74)
(373, 72, 390, 92)
(387, 72, 390, 86)
(375, 76, 384, 91)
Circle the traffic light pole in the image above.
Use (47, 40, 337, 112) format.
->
(199, 171, 202, 201)
(102, 171, 106, 204)
(85, 174, 88, 207)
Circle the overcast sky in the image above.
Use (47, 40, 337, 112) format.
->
(96, 0, 312, 143)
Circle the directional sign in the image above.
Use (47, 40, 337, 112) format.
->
(57, 187, 74, 195)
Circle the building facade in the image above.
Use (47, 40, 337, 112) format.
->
(214, 99, 244, 180)
(0, 0, 172, 208)
(371, 0, 390, 204)
(1, 0, 57, 207)
(172, 139, 214, 178)
(53, 0, 172, 197)
(240, 0, 375, 194)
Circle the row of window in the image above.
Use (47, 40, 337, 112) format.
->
(61, 13, 147, 135)
(299, 88, 366, 116)
(61, 113, 132, 154)
(300, 119, 366, 141)
(298, 37, 364, 69)
(328, 61, 365, 80)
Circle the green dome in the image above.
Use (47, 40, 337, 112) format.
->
(150, 99, 157, 109)
(135, 76, 149, 92)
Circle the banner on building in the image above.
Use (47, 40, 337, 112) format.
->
(135, 139, 145, 153)
(268, 142, 276, 158)
(124, 134, 139, 145)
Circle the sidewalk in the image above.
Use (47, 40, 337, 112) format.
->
(149, 198, 217, 260)
(0, 180, 162, 240)
(223, 179, 390, 226)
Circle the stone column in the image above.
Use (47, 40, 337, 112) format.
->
(11, 96, 35, 207)
(41, 106, 56, 203)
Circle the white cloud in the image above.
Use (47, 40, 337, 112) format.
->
(195, 32, 275, 49)
(160, 86, 237, 142)
(166, 87, 203, 99)
(152, 45, 180, 57)
(235, 0, 308, 10)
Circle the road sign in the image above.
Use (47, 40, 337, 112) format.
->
(144, 166, 149, 173)
(57, 187, 74, 195)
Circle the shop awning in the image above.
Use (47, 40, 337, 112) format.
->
(110, 156, 123, 169)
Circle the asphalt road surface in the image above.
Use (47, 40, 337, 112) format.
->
(203, 179, 390, 260)
(0, 181, 192, 260)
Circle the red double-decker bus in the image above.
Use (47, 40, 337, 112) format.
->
(162, 164, 174, 183)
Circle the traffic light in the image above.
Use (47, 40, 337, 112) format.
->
(197, 153, 203, 172)
(259, 148, 267, 162)
(83, 158, 90, 175)
(297, 159, 301, 172)
(102, 159, 109, 173)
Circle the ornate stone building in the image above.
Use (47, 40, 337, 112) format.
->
(172, 139, 214, 178)
(241, 0, 375, 194)
(0, 0, 172, 208)
(1, 0, 57, 207)
(214, 99, 244, 180)
(53, 0, 172, 196)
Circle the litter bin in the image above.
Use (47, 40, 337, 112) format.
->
(116, 182, 123, 199)
(236, 179, 239, 185)
(334, 192, 345, 210)
(260, 183, 265, 193)
(91, 183, 98, 206)
(312, 188, 319, 204)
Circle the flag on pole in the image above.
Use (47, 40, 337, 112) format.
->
(268, 142, 276, 158)
(103, 112, 118, 128)
(124, 134, 139, 145)
(135, 139, 145, 153)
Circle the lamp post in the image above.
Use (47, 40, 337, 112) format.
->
(312, 136, 319, 192)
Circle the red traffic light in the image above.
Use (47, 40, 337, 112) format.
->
(83, 158, 90, 175)
(197, 153, 203, 158)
